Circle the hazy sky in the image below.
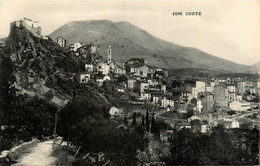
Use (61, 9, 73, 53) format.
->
(0, 0, 259, 65)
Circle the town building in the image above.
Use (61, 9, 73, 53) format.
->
(229, 101, 251, 111)
(227, 84, 236, 103)
(85, 63, 94, 72)
(192, 81, 206, 98)
(147, 79, 159, 87)
(161, 96, 174, 108)
(69, 42, 82, 52)
(219, 118, 240, 129)
(95, 74, 110, 86)
(197, 91, 214, 114)
(151, 92, 163, 104)
(107, 45, 112, 63)
(109, 106, 123, 117)
(114, 66, 126, 76)
(237, 81, 247, 94)
(248, 86, 256, 94)
(124, 58, 148, 76)
(127, 76, 138, 90)
(141, 91, 152, 101)
(201, 124, 208, 133)
(126, 65, 141, 76)
(76, 72, 91, 83)
(97, 62, 110, 75)
(139, 66, 149, 78)
(236, 94, 243, 101)
(55, 37, 66, 47)
(214, 84, 228, 107)
(139, 81, 149, 93)
(11, 18, 42, 37)
(191, 98, 203, 114)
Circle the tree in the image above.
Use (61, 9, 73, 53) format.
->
(145, 109, 150, 133)
(227, 110, 236, 116)
(184, 104, 194, 118)
(132, 112, 137, 126)
(141, 115, 145, 127)
(164, 125, 260, 165)
(151, 113, 156, 133)
(124, 116, 128, 125)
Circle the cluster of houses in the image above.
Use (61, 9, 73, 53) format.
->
(173, 78, 260, 133)
(55, 36, 175, 109)
(54, 36, 260, 134)
(179, 79, 260, 114)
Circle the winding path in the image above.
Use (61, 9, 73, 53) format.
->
(13, 140, 56, 166)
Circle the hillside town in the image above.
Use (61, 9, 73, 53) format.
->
(1, 17, 259, 165)
(54, 32, 260, 134)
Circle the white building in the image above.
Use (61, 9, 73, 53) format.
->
(109, 106, 123, 117)
(227, 85, 236, 103)
(107, 45, 112, 63)
(96, 75, 110, 86)
(220, 118, 240, 129)
(85, 64, 94, 72)
(161, 96, 174, 108)
(141, 92, 152, 101)
(55, 37, 66, 47)
(229, 101, 250, 111)
(139, 82, 149, 93)
(13, 18, 41, 37)
(147, 79, 159, 86)
(192, 81, 206, 98)
(201, 124, 207, 133)
(70, 42, 82, 52)
(76, 73, 90, 83)
(210, 82, 215, 94)
(249, 87, 256, 94)
(197, 99, 203, 114)
(236, 95, 243, 101)
(98, 63, 110, 75)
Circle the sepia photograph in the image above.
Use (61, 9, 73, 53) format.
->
(0, 0, 259, 165)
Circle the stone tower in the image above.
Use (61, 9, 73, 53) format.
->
(107, 45, 112, 63)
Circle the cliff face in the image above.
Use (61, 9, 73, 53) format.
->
(4, 24, 80, 106)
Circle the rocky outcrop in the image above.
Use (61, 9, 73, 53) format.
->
(5, 25, 76, 106)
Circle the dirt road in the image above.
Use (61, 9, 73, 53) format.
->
(13, 140, 56, 166)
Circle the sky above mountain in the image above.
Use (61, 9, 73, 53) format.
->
(0, 0, 259, 65)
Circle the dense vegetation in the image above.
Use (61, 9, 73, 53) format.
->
(58, 91, 146, 166)
(163, 125, 259, 165)
(0, 47, 58, 149)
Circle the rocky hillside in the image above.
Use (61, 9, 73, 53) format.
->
(50, 20, 256, 73)
(1, 23, 117, 108)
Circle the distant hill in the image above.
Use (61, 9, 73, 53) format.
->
(49, 20, 257, 73)
(251, 61, 260, 74)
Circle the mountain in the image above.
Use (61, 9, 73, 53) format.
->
(251, 61, 260, 74)
(49, 20, 256, 73)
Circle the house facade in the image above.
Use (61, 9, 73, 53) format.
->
(76, 73, 91, 83)
(229, 101, 250, 111)
(55, 37, 66, 47)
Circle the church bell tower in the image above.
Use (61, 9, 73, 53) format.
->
(107, 45, 112, 63)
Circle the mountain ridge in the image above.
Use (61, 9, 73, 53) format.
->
(49, 20, 257, 73)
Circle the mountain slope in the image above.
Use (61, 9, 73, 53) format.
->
(49, 20, 256, 73)
(251, 61, 260, 74)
